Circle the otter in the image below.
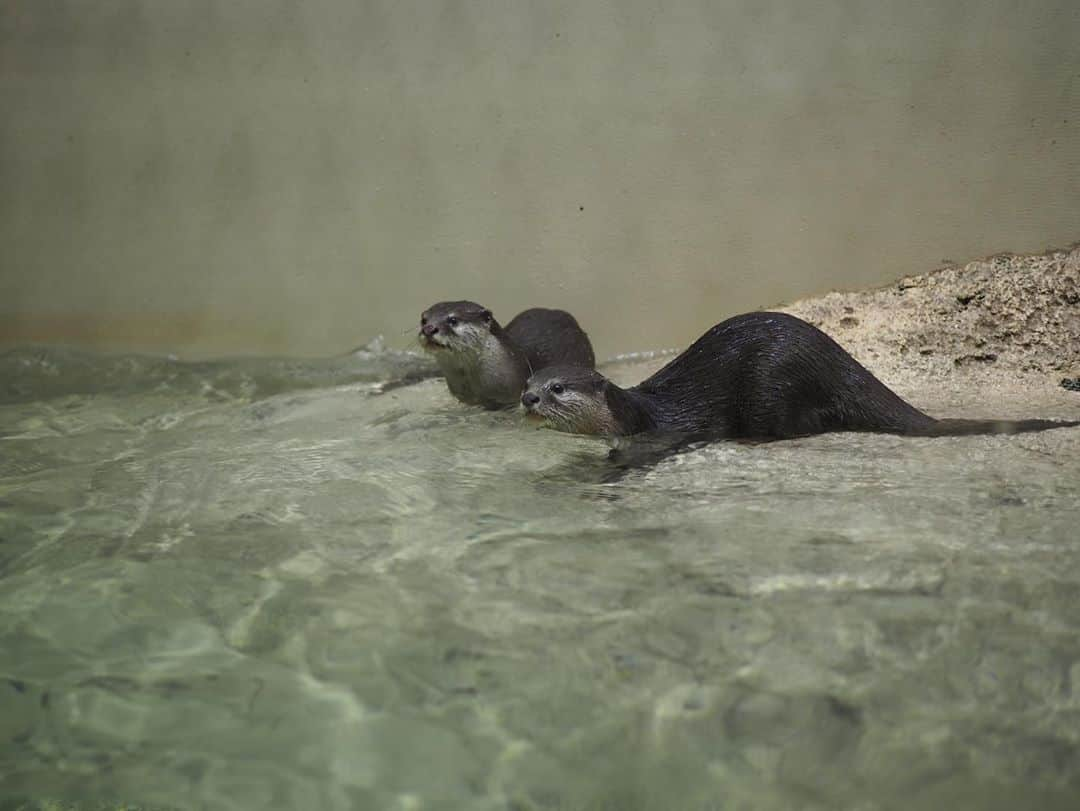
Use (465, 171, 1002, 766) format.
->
(420, 300, 595, 409)
(521, 311, 1078, 439)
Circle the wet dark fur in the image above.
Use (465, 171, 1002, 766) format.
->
(538, 312, 1078, 439)
(505, 308, 596, 372)
(421, 300, 595, 409)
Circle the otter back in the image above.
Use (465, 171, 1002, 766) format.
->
(633, 311, 938, 439)
(505, 308, 595, 373)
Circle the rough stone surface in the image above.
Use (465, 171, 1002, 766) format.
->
(779, 244, 1080, 385)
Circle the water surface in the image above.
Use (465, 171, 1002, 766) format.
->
(2, 345, 1079, 810)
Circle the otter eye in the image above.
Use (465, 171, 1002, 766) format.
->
(420, 316, 427, 325)
(447, 316, 459, 327)
(551, 383, 565, 395)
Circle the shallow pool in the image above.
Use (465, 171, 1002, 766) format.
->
(2, 344, 1079, 810)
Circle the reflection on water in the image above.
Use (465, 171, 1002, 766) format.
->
(1, 345, 1079, 810)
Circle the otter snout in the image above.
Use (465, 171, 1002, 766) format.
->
(521, 389, 548, 424)
(419, 320, 447, 350)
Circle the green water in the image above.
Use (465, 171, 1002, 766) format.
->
(2, 345, 1079, 810)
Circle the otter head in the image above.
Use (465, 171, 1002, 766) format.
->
(418, 301, 497, 356)
(520, 366, 619, 435)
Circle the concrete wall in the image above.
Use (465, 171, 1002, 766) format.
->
(2, 0, 1079, 358)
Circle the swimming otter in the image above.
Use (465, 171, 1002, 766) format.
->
(420, 300, 595, 409)
(521, 311, 1078, 439)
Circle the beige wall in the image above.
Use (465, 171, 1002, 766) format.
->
(2, 1, 1079, 359)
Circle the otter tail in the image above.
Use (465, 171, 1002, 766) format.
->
(912, 418, 1080, 437)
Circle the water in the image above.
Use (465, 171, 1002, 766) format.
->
(2, 344, 1079, 810)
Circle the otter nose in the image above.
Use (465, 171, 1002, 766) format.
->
(421, 323, 438, 337)
(521, 392, 540, 408)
